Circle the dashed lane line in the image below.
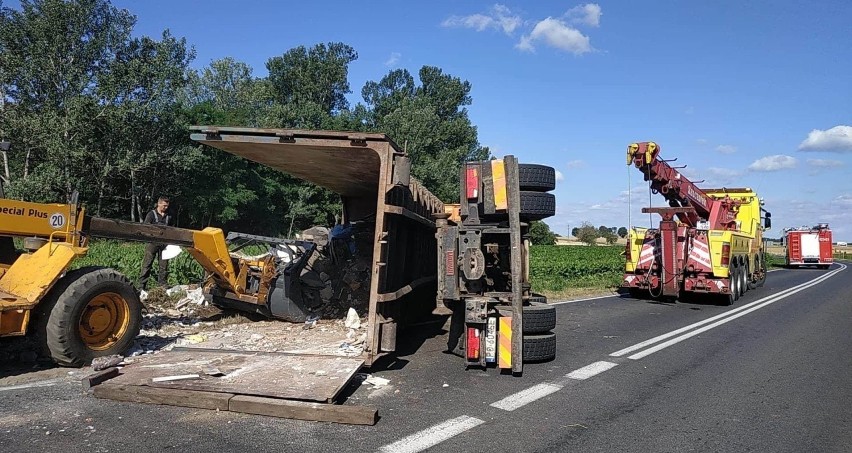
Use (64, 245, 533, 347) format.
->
(490, 382, 563, 411)
(378, 415, 485, 453)
(565, 361, 618, 380)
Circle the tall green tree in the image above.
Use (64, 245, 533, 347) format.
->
(0, 0, 194, 221)
(360, 66, 489, 202)
(528, 221, 557, 245)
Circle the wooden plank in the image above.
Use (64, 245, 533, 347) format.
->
(229, 395, 378, 425)
(93, 383, 233, 411)
(505, 155, 524, 373)
(80, 367, 119, 393)
(106, 350, 364, 403)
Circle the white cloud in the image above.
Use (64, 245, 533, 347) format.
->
(384, 52, 401, 67)
(555, 170, 565, 182)
(715, 144, 737, 154)
(747, 155, 797, 172)
(517, 17, 592, 54)
(695, 138, 708, 145)
(566, 159, 585, 169)
(441, 4, 521, 35)
(835, 194, 852, 206)
(798, 125, 852, 152)
(807, 158, 844, 168)
(566, 3, 602, 27)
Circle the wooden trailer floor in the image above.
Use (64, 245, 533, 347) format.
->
(87, 349, 377, 425)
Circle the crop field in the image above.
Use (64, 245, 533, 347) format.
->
(71, 240, 204, 287)
(529, 245, 625, 293)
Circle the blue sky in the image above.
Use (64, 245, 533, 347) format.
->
(24, 1, 852, 240)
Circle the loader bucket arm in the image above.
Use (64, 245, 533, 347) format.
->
(83, 217, 239, 293)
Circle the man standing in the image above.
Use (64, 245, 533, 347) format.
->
(139, 196, 171, 290)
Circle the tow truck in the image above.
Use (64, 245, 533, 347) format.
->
(623, 142, 772, 304)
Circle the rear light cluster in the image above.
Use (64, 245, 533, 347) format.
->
(721, 242, 731, 266)
(466, 166, 479, 200)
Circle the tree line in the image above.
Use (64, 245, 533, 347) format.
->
(0, 0, 489, 236)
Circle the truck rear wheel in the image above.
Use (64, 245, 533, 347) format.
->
(519, 191, 556, 221)
(518, 164, 556, 191)
(523, 333, 557, 362)
(39, 267, 142, 367)
(721, 265, 739, 306)
(497, 302, 557, 334)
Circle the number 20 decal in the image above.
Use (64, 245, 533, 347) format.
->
(49, 213, 66, 229)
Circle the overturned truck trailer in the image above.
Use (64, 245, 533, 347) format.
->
(190, 127, 443, 366)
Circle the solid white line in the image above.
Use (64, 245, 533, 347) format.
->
(489, 383, 563, 411)
(610, 265, 844, 357)
(626, 264, 845, 360)
(378, 415, 485, 453)
(549, 294, 616, 306)
(565, 361, 618, 380)
(0, 378, 66, 392)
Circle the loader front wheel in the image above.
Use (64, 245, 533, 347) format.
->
(42, 267, 141, 367)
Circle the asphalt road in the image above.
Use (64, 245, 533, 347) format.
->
(1, 264, 849, 452)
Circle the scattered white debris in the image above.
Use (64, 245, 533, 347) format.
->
(344, 308, 361, 330)
(364, 375, 390, 388)
(91, 354, 124, 371)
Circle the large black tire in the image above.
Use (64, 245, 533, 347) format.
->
(523, 332, 557, 362)
(755, 253, 767, 288)
(519, 191, 556, 221)
(39, 267, 142, 367)
(518, 164, 556, 192)
(498, 301, 556, 334)
(722, 264, 739, 306)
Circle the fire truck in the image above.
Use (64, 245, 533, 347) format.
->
(784, 224, 833, 269)
(622, 142, 772, 305)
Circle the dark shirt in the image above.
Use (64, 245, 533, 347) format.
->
(144, 210, 170, 226)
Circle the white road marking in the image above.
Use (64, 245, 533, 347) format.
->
(551, 268, 786, 307)
(617, 264, 845, 360)
(549, 294, 616, 306)
(565, 361, 618, 380)
(610, 264, 844, 358)
(490, 383, 563, 411)
(0, 378, 66, 392)
(378, 415, 485, 453)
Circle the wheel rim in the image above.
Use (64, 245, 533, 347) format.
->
(78, 292, 131, 351)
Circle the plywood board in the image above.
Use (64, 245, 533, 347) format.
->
(109, 349, 363, 403)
